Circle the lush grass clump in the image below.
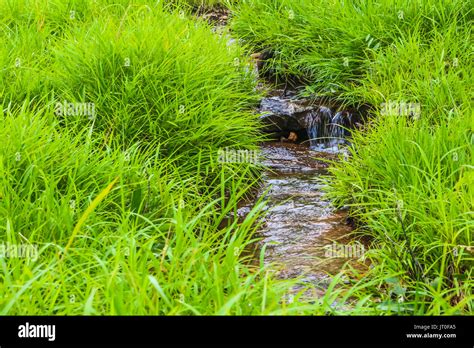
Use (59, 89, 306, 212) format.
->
(231, 0, 472, 105)
(327, 114, 473, 314)
(230, 0, 473, 314)
(0, 104, 282, 314)
(1, 0, 261, 168)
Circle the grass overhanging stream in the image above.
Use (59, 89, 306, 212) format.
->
(0, 0, 472, 315)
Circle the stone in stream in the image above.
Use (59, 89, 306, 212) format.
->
(258, 95, 359, 150)
(258, 96, 311, 134)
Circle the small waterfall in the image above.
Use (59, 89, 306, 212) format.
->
(305, 107, 350, 151)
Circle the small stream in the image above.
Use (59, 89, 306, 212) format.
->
(249, 93, 369, 296)
(209, 18, 369, 295)
(258, 142, 365, 294)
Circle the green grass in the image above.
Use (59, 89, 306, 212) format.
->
(0, 0, 322, 315)
(230, 0, 474, 314)
(0, 104, 278, 314)
(231, 0, 472, 104)
(1, 0, 472, 315)
(0, 102, 355, 314)
(326, 114, 473, 314)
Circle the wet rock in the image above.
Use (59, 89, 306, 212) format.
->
(258, 95, 362, 148)
(260, 96, 312, 116)
(258, 96, 311, 133)
(259, 112, 300, 133)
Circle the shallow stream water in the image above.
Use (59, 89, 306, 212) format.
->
(254, 142, 368, 295)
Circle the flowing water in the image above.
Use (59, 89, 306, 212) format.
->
(212, 19, 370, 294)
(251, 95, 369, 296)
